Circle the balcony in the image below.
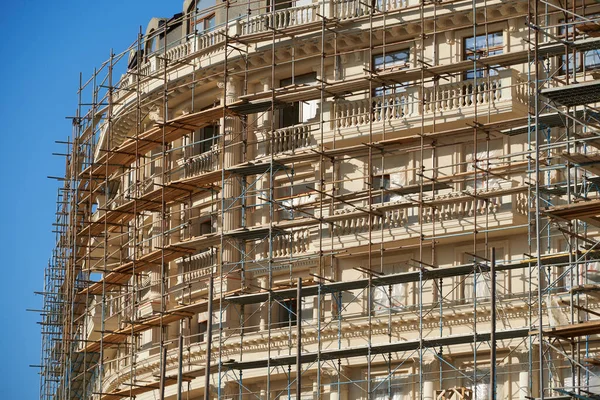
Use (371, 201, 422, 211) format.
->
(240, 3, 321, 35)
(330, 187, 529, 248)
(333, 68, 528, 139)
(174, 249, 217, 302)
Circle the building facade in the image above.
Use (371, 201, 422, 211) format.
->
(40, 0, 600, 399)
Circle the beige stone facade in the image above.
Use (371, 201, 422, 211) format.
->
(40, 0, 600, 399)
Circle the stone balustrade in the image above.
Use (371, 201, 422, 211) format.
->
(183, 149, 220, 178)
(334, 0, 407, 20)
(176, 249, 217, 285)
(260, 228, 312, 259)
(101, 292, 539, 395)
(334, 69, 524, 129)
(423, 72, 505, 113)
(333, 206, 408, 236)
(240, 3, 320, 35)
(270, 124, 312, 154)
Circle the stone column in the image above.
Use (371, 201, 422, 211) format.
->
(422, 359, 437, 400)
(258, 276, 269, 331)
(517, 351, 530, 400)
(220, 76, 244, 328)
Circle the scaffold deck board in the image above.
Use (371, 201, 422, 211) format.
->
(544, 319, 600, 338)
(82, 106, 229, 181)
(561, 152, 600, 175)
(79, 243, 199, 296)
(221, 328, 530, 370)
(225, 249, 600, 305)
(542, 199, 600, 220)
(232, 43, 566, 113)
(499, 111, 592, 136)
(100, 377, 180, 399)
(83, 310, 195, 353)
(542, 80, 600, 107)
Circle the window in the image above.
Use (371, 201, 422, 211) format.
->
(463, 32, 503, 80)
(371, 376, 406, 400)
(276, 181, 316, 220)
(373, 50, 410, 71)
(190, 124, 218, 155)
(372, 263, 410, 314)
(146, 30, 158, 56)
(373, 49, 410, 96)
(461, 247, 505, 301)
(268, 0, 292, 11)
(463, 140, 503, 191)
(279, 73, 318, 128)
(191, 13, 215, 34)
(558, 18, 600, 74)
(276, 299, 297, 327)
(372, 174, 391, 204)
(189, 319, 208, 344)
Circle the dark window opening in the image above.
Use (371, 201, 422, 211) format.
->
(279, 73, 318, 128)
(372, 174, 391, 204)
(277, 299, 297, 327)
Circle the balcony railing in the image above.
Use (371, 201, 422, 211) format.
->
(270, 124, 313, 154)
(117, 0, 409, 87)
(334, 0, 407, 20)
(240, 3, 320, 35)
(183, 149, 220, 178)
(333, 207, 408, 236)
(176, 249, 217, 285)
(259, 228, 312, 259)
(331, 186, 524, 238)
(334, 69, 526, 129)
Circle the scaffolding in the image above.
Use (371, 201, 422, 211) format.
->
(37, 0, 600, 398)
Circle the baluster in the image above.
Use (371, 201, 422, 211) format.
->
(344, 103, 350, 127)
(465, 83, 471, 106)
(479, 82, 484, 104)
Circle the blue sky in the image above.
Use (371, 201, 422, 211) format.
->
(0, 1, 183, 397)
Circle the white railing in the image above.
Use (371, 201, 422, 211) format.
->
(261, 229, 311, 258)
(334, 69, 524, 129)
(333, 207, 408, 236)
(139, 61, 151, 77)
(332, 189, 515, 237)
(270, 125, 312, 154)
(423, 74, 505, 113)
(513, 192, 528, 216)
(422, 192, 503, 223)
(334, 0, 407, 20)
(240, 3, 320, 35)
(335, 92, 416, 128)
(183, 149, 220, 178)
(177, 249, 217, 285)
(165, 41, 192, 63)
(197, 27, 226, 51)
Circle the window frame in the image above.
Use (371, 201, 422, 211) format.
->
(557, 17, 600, 74)
(190, 12, 216, 35)
(371, 48, 411, 96)
(278, 72, 318, 128)
(462, 31, 504, 80)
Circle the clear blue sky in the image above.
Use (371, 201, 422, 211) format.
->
(0, 1, 182, 397)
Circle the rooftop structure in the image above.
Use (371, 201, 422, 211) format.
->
(39, 0, 600, 399)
